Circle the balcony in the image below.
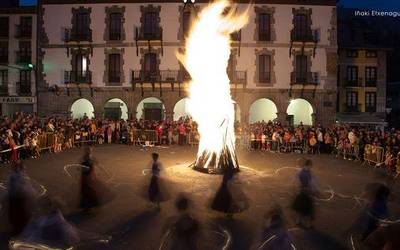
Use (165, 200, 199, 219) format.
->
(16, 82, 31, 95)
(109, 32, 122, 41)
(290, 72, 319, 85)
(230, 30, 241, 42)
(15, 51, 31, 64)
(345, 78, 363, 87)
(365, 106, 377, 113)
(258, 72, 271, 84)
(343, 104, 361, 113)
(108, 71, 123, 84)
(365, 79, 377, 87)
(64, 70, 92, 84)
(0, 85, 8, 95)
(0, 54, 8, 64)
(64, 28, 92, 42)
(228, 70, 247, 85)
(15, 25, 32, 39)
(135, 27, 163, 41)
(290, 29, 318, 43)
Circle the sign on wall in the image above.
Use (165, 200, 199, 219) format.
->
(0, 97, 36, 104)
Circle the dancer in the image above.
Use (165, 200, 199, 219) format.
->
(162, 194, 199, 250)
(12, 196, 110, 249)
(258, 205, 294, 250)
(6, 161, 39, 235)
(210, 161, 249, 217)
(80, 146, 114, 212)
(291, 158, 318, 229)
(147, 153, 169, 210)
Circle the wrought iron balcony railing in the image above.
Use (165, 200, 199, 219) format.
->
(290, 29, 319, 42)
(290, 72, 319, 85)
(345, 77, 363, 87)
(365, 106, 377, 113)
(135, 27, 163, 41)
(343, 104, 362, 113)
(230, 30, 241, 42)
(15, 25, 32, 39)
(16, 51, 31, 64)
(64, 28, 92, 42)
(228, 70, 247, 85)
(16, 82, 31, 95)
(64, 70, 92, 84)
(365, 79, 377, 87)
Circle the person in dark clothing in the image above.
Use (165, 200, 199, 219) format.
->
(148, 153, 169, 210)
(80, 147, 114, 212)
(291, 158, 318, 229)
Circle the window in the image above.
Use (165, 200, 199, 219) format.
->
(0, 42, 8, 63)
(144, 11, 158, 37)
(0, 70, 7, 86)
(19, 70, 31, 94)
(346, 50, 358, 58)
(365, 67, 377, 86)
(258, 54, 271, 83)
(182, 11, 191, 39)
(293, 13, 309, 39)
(74, 53, 88, 76)
(108, 54, 121, 83)
(366, 50, 377, 58)
(19, 16, 32, 37)
(258, 13, 271, 41)
(346, 66, 358, 84)
(73, 12, 90, 38)
(0, 17, 9, 38)
(109, 13, 122, 40)
(295, 55, 308, 82)
(18, 41, 31, 63)
(144, 53, 157, 80)
(365, 92, 376, 112)
(346, 91, 358, 107)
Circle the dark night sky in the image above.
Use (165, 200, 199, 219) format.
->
(20, 0, 400, 9)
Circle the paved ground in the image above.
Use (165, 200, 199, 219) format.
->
(1, 144, 400, 250)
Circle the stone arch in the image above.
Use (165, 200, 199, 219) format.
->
(70, 98, 95, 119)
(249, 98, 278, 123)
(173, 97, 190, 121)
(104, 98, 129, 120)
(286, 98, 314, 126)
(136, 97, 166, 120)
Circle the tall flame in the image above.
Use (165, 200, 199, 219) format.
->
(177, 0, 249, 172)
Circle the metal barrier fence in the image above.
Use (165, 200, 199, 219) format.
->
(364, 144, 385, 166)
(134, 130, 158, 146)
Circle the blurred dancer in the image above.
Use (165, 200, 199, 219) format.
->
(148, 153, 169, 210)
(7, 161, 39, 235)
(258, 205, 294, 250)
(12, 196, 110, 249)
(80, 146, 114, 212)
(211, 161, 249, 217)
(291, 158, 318, 229)
(162, 194, 199, 250)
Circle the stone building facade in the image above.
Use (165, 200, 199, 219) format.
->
(0, 6, 37, 116)
(38, 0, 337, 126)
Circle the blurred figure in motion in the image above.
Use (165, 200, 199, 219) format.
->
(211, 160, 249, 218)
(10, 196, 110, 250)
(6, 161, 39, 235)
(161, 194, 199, 250)
(257, 205, 294, 250)
(147, 153, 169, 210)
(348, 183, 392, 249)
(291, 158, 318, 229)
(80, 146, 115, 213)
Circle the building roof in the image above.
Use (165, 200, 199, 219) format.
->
(41, 0, 336, 6)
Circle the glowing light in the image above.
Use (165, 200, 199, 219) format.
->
(177, 0, 249, 171)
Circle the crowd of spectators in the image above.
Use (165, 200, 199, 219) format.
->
(0, 113, 399, 176)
